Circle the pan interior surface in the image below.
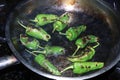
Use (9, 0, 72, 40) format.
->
(6, 0, 120, 79)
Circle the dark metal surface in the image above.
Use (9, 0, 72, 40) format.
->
(0, 0, 119, 80)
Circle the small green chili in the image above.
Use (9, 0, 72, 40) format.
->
(61, 62, 104, 74)
(32, 46, 65, 56)
(59, 25, 86, 41)
(26, 50, 61, 75)
(31, 14, 58, 26)
(72, 35, 99, 56)
(52, 21, 67, 33)
(20, 34, 40, 50)
(67, 46, 95, 62)
(59, 12, 70, 24)
(44, 46, 65, 56)
(52, 12, 70, 32)
(18, 21, 51, 41)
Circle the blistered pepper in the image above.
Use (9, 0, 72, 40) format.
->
(35, 54, 61, 75)
(44, 46, 65, 56)
(67, 46, 95, 62)
(61, 62, 104, 74)
(59, 25, 86, 41)
(31, 14, 58, 26)
(18, 21, 51, 41)
(59, 12, 70, 24)
(26, 50, 61, 76)
(72, 35, 99, 56)
(52, 21, 67, 32)
(20, 34, 40, 50)
(32, 46, 65, 56)
(52, 12, 70, 32)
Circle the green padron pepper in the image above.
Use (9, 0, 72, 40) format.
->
(59, 12, 70, 24)
(32, 46, 65, 56)
(61, 62, 104, 74)
(72, 35, 99, 56)
(53, 21, 67, 33)
(68, 46, 95, 62)
(52, 12, 70, 32)
(35, 54, 61, 75)
(44, 46, 65, 56)
(18, 21, 51, 42)
(31, 14, 58, 26)
(20, 34, 39, 50)
(59, 25, 86, 41)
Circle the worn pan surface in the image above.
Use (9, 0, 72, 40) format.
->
(5, 0, 120, 80)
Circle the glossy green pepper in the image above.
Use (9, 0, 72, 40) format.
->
(88, 35, 99, 43)
(44, 46, 65, 56)
(32, 46, 65, 56)
(52, 12, 70, 32)
(61, 62, 104, 74)
(26, 50, 61, 76)
(52, 21, 67, 32)
(18, 21, 51, 41)
(20, 34, 39, 50)
(72, 35, 99, 56)
(35, 54, 61, 75)
(31, 14, 58, 26)
(59, 12, 70, 24)
(59, 25, 86, 41)
(68, 46, 95, 62)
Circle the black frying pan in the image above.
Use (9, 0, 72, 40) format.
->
(2, 0, 120, 79)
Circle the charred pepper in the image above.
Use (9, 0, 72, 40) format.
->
(18, 21, 51, 41)
(32, 46, 65, 56)
(44, 46, 65, 56)
(26, 50, 61, 75)
(53, 21, 67, 33)
(59, 12, 70, 24)
(31, 14, 58, 26)
(68, 46, 95, 62)
(61, 62, 104, 74)
(20, 34, 40, 50)
(52, 12, 70, 32)
(59, 25, 86, 41)
(35, 54, 61, 75)
(72, 35, 99, 56)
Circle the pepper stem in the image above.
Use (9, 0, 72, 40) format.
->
(60, 65, 73, 73)
(38, 46, 44, 49)
(59, 32, 66, 35)
(25, 49, 37, 56)
(72, 46, 80, 56)
(29, 19, 38, 22)
(17, 21, 27, 29)
(93, 42, 100, 49)
(32, 50, 46, 54)
(52, 28, 56, 33)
